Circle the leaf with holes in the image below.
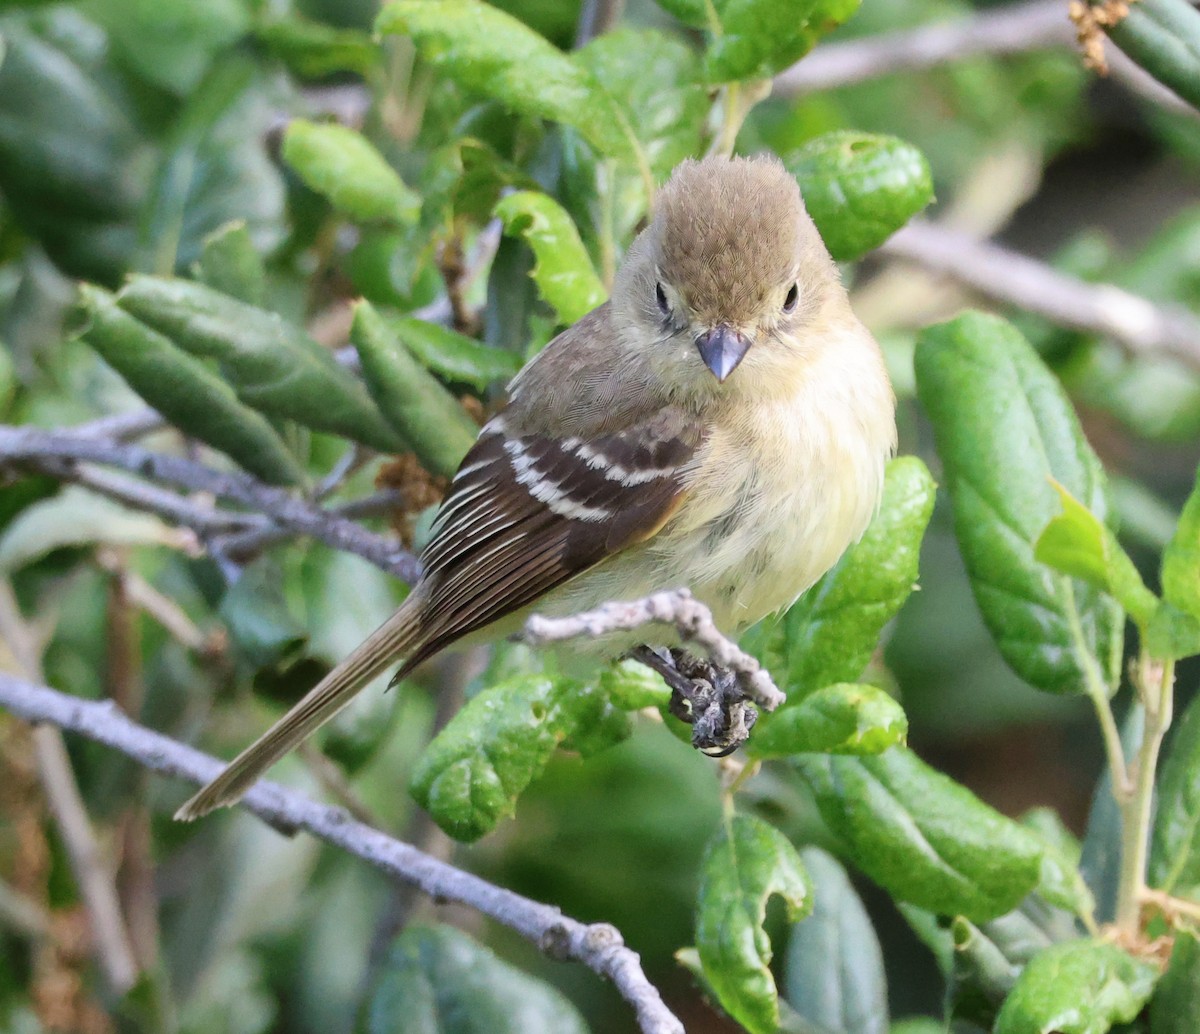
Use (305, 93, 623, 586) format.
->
(696, 813, 811, 1034)
(786, 131, 934, 261)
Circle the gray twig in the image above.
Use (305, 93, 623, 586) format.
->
(66, 408, 166, 443)
(0, 426, 421, 583)
(880, 220, 1200, 369)
(772, 0, 1196, 118)
(524, 588, 786, 711)
(0, 672, 685, 1034)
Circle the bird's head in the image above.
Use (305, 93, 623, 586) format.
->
(614, 154, 843, 398)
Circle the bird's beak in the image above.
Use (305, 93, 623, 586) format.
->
(694, 325, 752, 383)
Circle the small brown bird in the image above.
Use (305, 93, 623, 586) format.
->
(177, 154, 896, 820)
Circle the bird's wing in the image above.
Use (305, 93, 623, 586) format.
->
(400, 403, 704, 671)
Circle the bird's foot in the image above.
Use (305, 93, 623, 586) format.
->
(628, 645, 757, 757)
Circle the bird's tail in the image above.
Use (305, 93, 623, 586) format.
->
(175, 595, 424, 821)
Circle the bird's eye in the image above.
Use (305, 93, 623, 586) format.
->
(783, 283, 800, 314)
(655, 282, 671, 316)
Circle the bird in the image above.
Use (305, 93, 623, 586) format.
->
(176, 153, 896, 821)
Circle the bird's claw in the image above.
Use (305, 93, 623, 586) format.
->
(629, 645, 757, 756)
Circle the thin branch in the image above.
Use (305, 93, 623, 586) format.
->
(0, 672, 685, 1034)
(0, 876, 51, 940)
(771, 0, 1197, 118)
(0, 583, 140, 994)
(879, 220, 1200, 369)
(524, 589, 786, 711)
(773, 0, 1070, 96)
(0, 426, 421, 583)
(575, 0, 625, 47)
(66, 409, 166, 443)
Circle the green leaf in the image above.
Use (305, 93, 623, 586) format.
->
(575, 29, 707, 180)
(351, 300, 478, 478)
(748, 683, 907, 759)
(256, 16, 378, 79)
(195, 221, 267, 307)
(889, 1022, 945, 1034)
(0, 486, 186, 573)
(1145, 603, 1200, 662)
(141, 57, 287, 274)
(77, 284, 303, 485)
(1161, 465, 1200, 622)
(994, 939, 1157, 1034)
(1035, 480, 1158, 630)
(375, 0, 640, 166)
(217, 558, 308, 669)
(797, 747, 1043, 921)
(1104, 0, 1200, 112)
(1151, 931, 1200, 1034)
(704, 0, 861, 83)
(597, 659, 670, 712)
(282, 120, 419, 225)
(783, 847, 887, 1034)
(914, 312, 1124, 695)
(652, 0, 707, 28)
(696, 813, 811, 1034)
(410, 675, 570, 842)
(493, 191, 607, 325)
(116, 275, 406, 453)
(744, 456, 935, 701)
(386, 316, 522, 393)
(366, 924, 591, 1034)
(1020, 807, 1097, 921)
(1151, 692, 1200, 895)
(0, 11, 145, 279)
(785, 131, 934, 262)
(86, 0, 248, 95)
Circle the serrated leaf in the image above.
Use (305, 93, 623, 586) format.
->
(1162, 464, 1200, 622)
(785, 131, 934, 262)
(282, 120, 419, 225)
(797, 747, 1043, 921)
(366, 924, 591, 1034)
(375, 0, 641, 166)
(784, 847, 887, 1034)
(744, 456, 935, 701)
(116, 275, 406, 453)
(993, 939, 1157, 1034)
(410, 675, 570, 842)
(386, 316, 522, 393)
(195, 220, 266, 306)
(1035, 480, 1157, 630)
(1151, 931, 1200, 1034)
(704, 0, 861, 83)
(1151, 692, 1200, 895)
(748, 683, 907, 759)
(494, 191, 607, 325)
(914, 312, 1124, 695)
(351, 300, 478, 478)
(696, 813, 811, 1034)
(78, 284, 302, 485)
(575, 29, 707, 180)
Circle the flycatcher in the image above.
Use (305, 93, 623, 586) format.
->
(178, 154, 897, 820)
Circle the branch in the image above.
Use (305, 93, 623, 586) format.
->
(771, 0, 1197, 118)
(524, 589, 786, 710)
(773, 0, 1070, 96)
(879, 220, 1200, 369)
(0, 672, 685, 1034)
(0, 426, 421, 583)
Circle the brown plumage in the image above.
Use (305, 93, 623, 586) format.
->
(176, 154, 895, 820)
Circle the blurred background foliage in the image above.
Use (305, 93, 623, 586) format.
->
(0, 0, 1198, 1032)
